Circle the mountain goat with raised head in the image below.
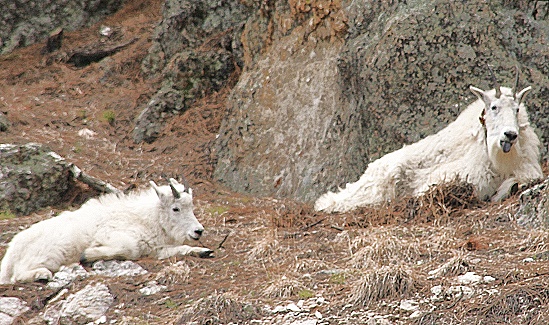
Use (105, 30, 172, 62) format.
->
(0, 178, 213, 284)
(315, 70, 543, 213)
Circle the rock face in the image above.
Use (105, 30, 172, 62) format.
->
(0, 143, 75, 216)
(0, 0, 124, 54)
(0, 143, 116, 216)
(213, 0, 549, 202)
(133, 0, 251, 143)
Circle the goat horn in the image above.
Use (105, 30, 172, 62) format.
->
(487, 64, 501, 98)
(169, 183, 181, 199)
(513, 65, 520, 100)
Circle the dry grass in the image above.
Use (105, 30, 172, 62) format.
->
(354, 179, 482, 228)
(177, 292, 265, 325)
(262, 274, 305, 299)
(463, 278, 549, 324)
(247, 229, 288, 263)
(427, 251, 471, 279)
(350, 265, 419, 307)
(155, 261, 191, 285)
(348, 227, 422, 269)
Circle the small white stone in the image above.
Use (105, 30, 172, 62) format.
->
(430, 285, 443, 296)
(314, 310, 322, 319)
(483, 275, 496, 283)
(458, 272, 482, 285)
(286, 303, 301, 312)
(399, 300, 419, 311)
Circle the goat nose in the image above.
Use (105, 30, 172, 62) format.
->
(194, 229, 204, 237)
(504, 131, 518, 141)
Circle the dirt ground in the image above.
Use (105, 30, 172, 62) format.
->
(2, 1, 549, 324)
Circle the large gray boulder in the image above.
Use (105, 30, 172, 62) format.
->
(0, 143, 118, 216)
(213, 0, 549, 202)
(0, 0, 124, 54)
(0, 143, 75, 216)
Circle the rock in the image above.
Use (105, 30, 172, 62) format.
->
(43, 283, 114, 324)
(0, 0, 124, 54)
(47, 264, 89, 289)
(0, 297, 29, 325)
(516, 178, 549, 228)
(42, 27, 63, 53)
(0, 113, 9, 132)
(133, 0, 251, 143)
(213, 0, 549, 202)
(139, 281, 167, 296)
(91, 260, 148, 277)
(0, 143, 75, 216)
(399, 299, 419, 312)
(0, 143, 118, 216)
(458, 272, 482, 285)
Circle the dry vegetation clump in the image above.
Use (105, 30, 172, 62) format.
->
(262, 274, 306, 299)
(462, 279, 549, 324)
(406, 179, 482, 223)
(247, 229, 289, 263)
(293, 258, 334, 274)
(177, 292, 265, 325)
(155, 261, 191, 285)
(349, 265, 419, 307)
(427, 251, 471, 279)
(353, 180, 482, 228)
(348, 227, 421, 269)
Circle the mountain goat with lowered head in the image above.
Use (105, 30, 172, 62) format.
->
(0, 178, 213, 284)
(315, 70, 543, 213)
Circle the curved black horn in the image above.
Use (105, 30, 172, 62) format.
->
(487, 64, 501, 98)
(169, 183, 181, 199)
(513, 65, 520, 100)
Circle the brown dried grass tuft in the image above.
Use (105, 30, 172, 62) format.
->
(177, 292, 264, 325)
(349, 227, 421, 269)
(263, 275, 305, 299)
(464, 279, 549, 324)
(155, 261, 191, 285)
(354, 179, 482, 227)
(350, 266, 418, 307)
(247, 229, 287, 263)
(427, 251, 471, 279)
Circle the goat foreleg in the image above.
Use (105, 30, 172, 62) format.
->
(156, 245, 214, 259)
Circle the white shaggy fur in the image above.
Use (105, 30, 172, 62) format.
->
(315, 86, 543, 213)
(0, 179, 213, 284)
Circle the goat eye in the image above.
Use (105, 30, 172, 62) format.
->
(172, 207, 180, 212)
(490, 105, 497, 111)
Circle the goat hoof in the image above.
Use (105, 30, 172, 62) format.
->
(198, 249, 214, 258)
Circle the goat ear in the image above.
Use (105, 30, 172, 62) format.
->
(150, 181, 164, 198)
(470, 86, 490, 105)
(515, 86, 532, 105)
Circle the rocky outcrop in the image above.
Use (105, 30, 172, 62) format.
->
(133, 0, 251, 143)
(213, 0, 549, 202)
(0, 143, 76, 216)
(517, 178, 549, 229)
(0, 143, 118, 216)
(0, 0, 124, 54)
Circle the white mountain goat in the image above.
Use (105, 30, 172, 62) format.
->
(0, 178, 213, 284)
(315, 71, 543, 213)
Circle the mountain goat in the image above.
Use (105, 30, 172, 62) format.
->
(315, 71, 543, 213)
(0, 179, 213, 284)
